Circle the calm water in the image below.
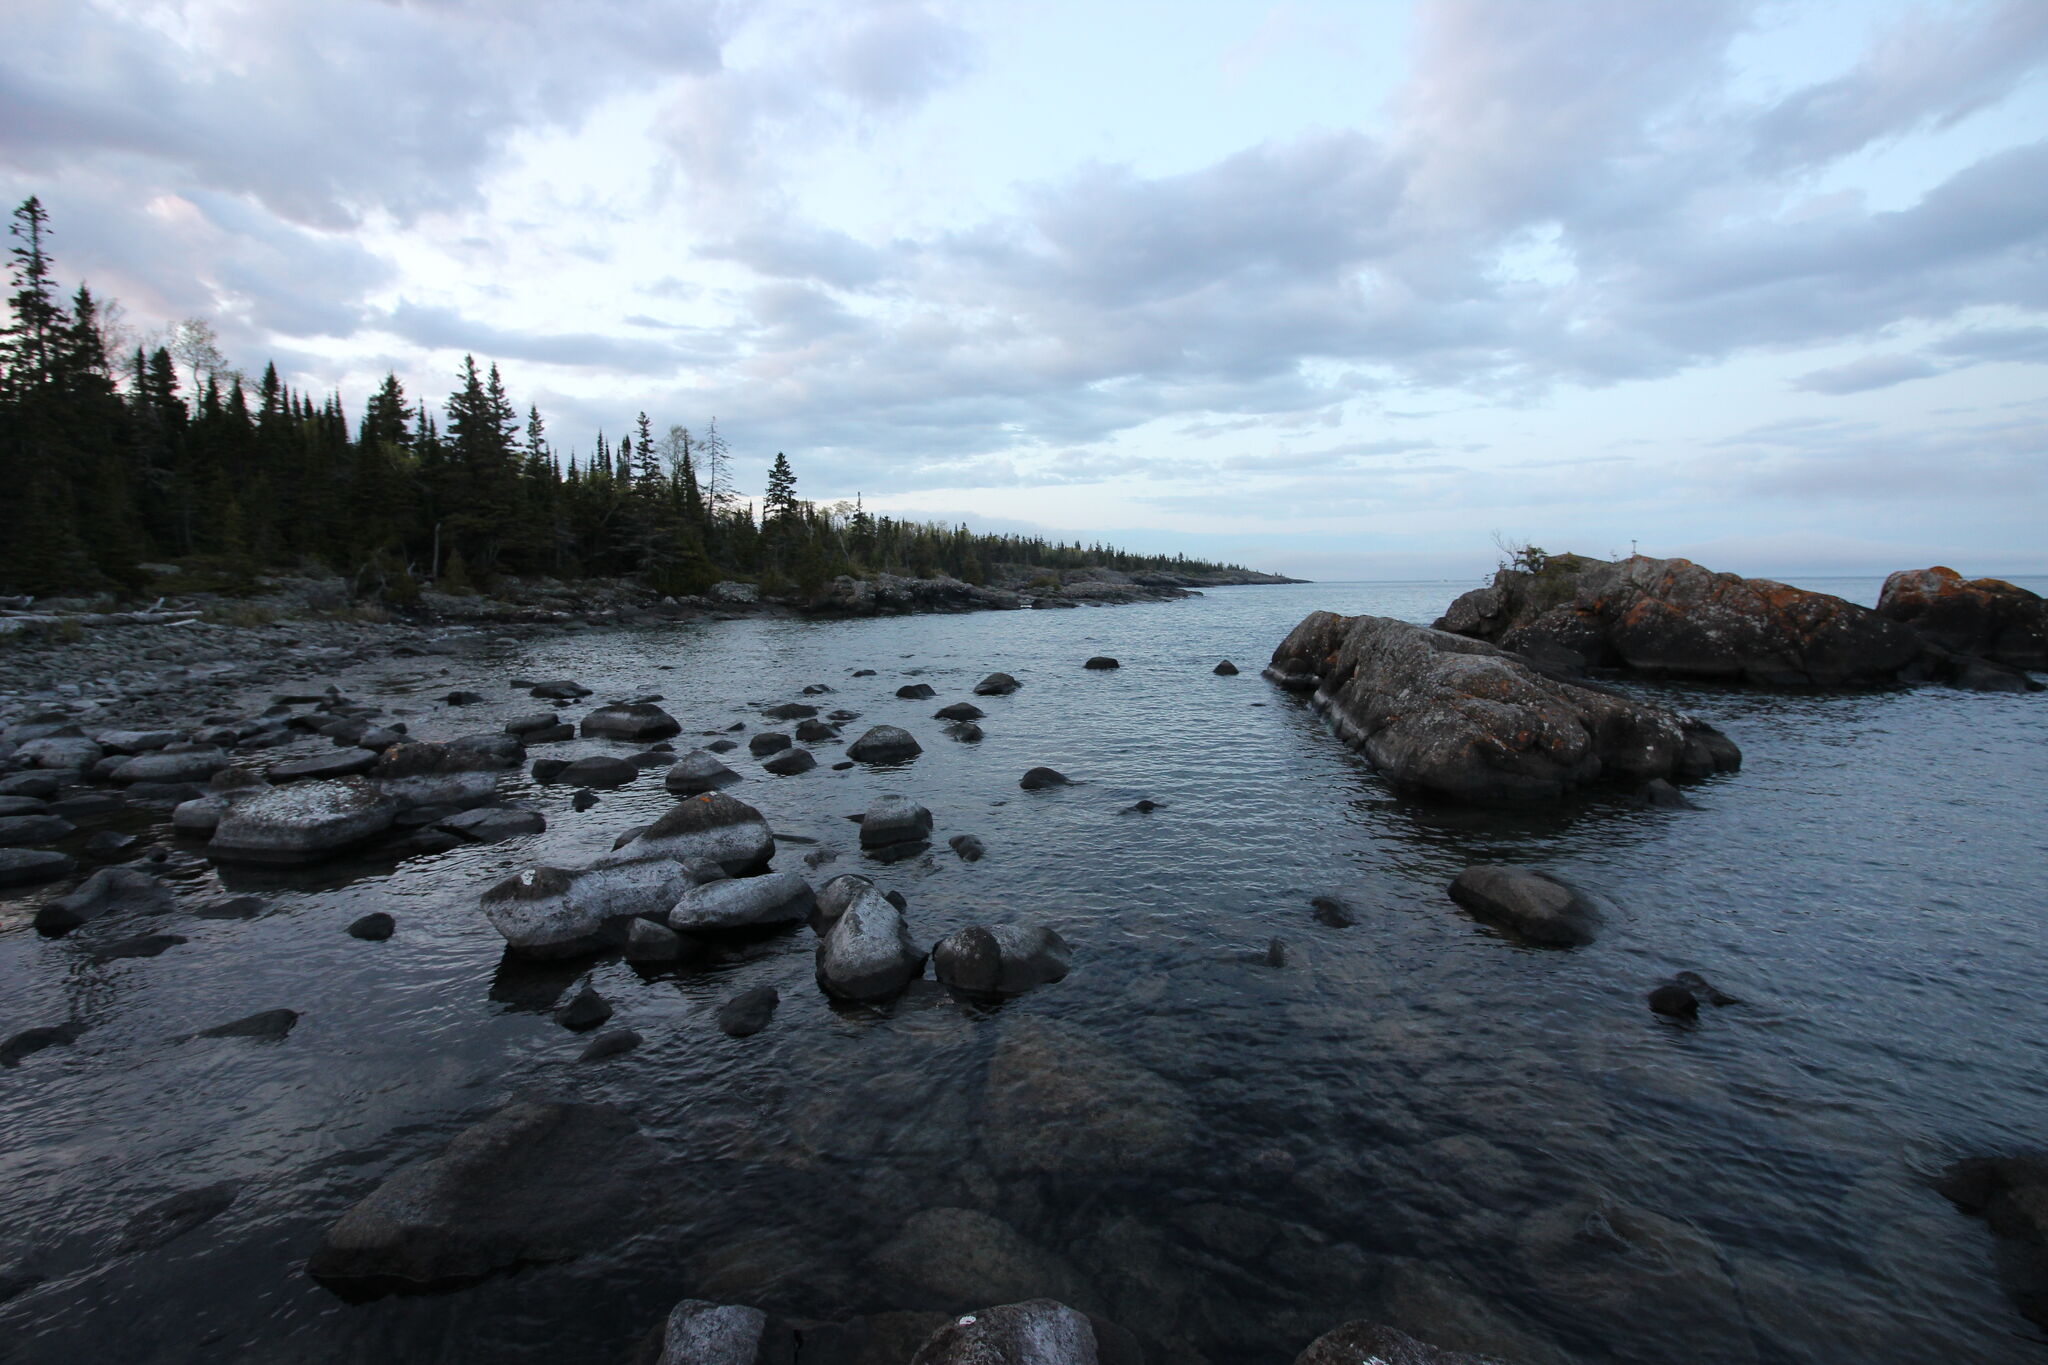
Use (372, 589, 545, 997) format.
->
(3, 579, 2047, 1364)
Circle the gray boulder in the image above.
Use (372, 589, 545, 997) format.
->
(794, 719, 839, 741)
(762, 748, 815, 776)
(0, 848, 76, 887)
(859, 795, 932, 850)
(305, 1097, 664, 1290)
(973, 673, 1021, 696)
(669, 871, 814, 932)
(665, 750, 741, 795)
(581, 703, 681, 741)
(16, 736, 102, 770)
(846, 725, 922, 763)
(95, 729, 181, 755)
(1265, 611, 1740, 803)
(761, 702, 818, 720)
(909, 1298, 1136, 1365)
(932, 925, 1071, 997)
(207, 778, 399, 865)
(438, 806, 546, 842)
(370, 737, 520, 809)
(481, 856, 705, 958)
(747, 731, 792, 756)
(653, 1299, 772, 1365)
(34, 866, 175, 932)
(983, 1020, 1192, 1175)
(933, 702, 984, 721)
(605, 793, 774, 875)
(1446, 865, 1604, 946)
(0, 813, 74, 846)
(811, 872, 875, 934)
(505, 712, 562, 735)
(555, 755, 639, 788)
(530, 680, 592, 699)
(815, 883, 926, 1000)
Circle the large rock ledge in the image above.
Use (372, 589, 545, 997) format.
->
(1265, 611, 1739, 803)
(1434, 553, 2038, 690)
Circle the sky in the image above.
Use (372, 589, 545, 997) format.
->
(3, 0, 2045, 581)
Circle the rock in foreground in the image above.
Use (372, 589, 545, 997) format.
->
(306, 1097, 663, 1292)
(932, 924, 1071, 997)
(481, 857, 703, 958)
(1294, 1321, 1520, 1364)
(1937, 1153, 2048, 1329)
(605, 792, 774, 874)
(1266, 611, 1739, 803)
(846, 725, 923, 764)
(815, 882, 926, 1000)
(207, 778, 399, 864)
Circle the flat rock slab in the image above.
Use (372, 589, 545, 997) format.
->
(306, 1097, 664, 1292)
(207, 778, 398, 865)
(438, 807, 546, 842)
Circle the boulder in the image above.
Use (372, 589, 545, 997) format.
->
(580, 1029, 642, 1062)
(269, 749, 377, 781)
(1019, 766, 1071, 791)
(665, 750, 742, 795)
(1433, 552, 1931, 687)
(555, 986, 612, 1032)
(16, 736, 102, 770)
(815, 883, 926, 1000)
(305, 1097, 664, 1290)
(748, 732, 793, 756)
(1647, 984, 1699, 1019)
(1293, 1321, 1518, 1365)
(1213, 660, 1239, 675)
(444, 690, 485, 706)
(524, 723, 576, 744)
(794, 719, 839, 742)
(669, 871, 815, 932)
(370, 737, 520, 808)
(554, 755, 639, 789)
(716, 985, 780, 1038)
(530, 680, 593, 699)
(932, 924, 1071, 997)
(945, 722, 983, 743)
(34, 866, 175, 932)
(1878, 566, 2048, 669)
(1266, 611, 1741, 803)
(581, 703, 681, 741)
(859, 795, 933, 850)
(482, 856, 704, 958)
(897, 683, 938, 700)
(650, 1299, 772, 1365)
(1447, 865, 1603, 946)
(604, 793, 774, 875)
(1083, 657, 1120, 670)
(95, 729, 181, 755)
(908, 1298, 1139, 1365)
(933, 702, 984, 722)
(762, 748, 815, 776)
(0, 813, 74, 846)
(505, 712, 562, 736)
(110, 748, 232, 785)
(207, 778, 399, 865)
(348, 912, 397, 941)
(623, 917, 687, 962)
(846, 725, 922, 763)
(762, 702, 818, 720)
(1310, 895, 1358, 927)
(973, 672, 1021, 696)
(438, 806, 546, 842)
(811, 872, 875, 934)
(949, 834, 986, 862)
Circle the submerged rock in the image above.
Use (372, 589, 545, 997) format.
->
(206, 778, 399, 865)
(747, 732, 792, 757)
(604, 792, 775, 874)
(306, 1097, 663, 1291)
(933, 702, 984, 722)
(1938, 1153, 2048, 1329)
(529, 680, 593, 700)
(623, 917, 687, 962)
(716, 985, 779, 1038)
(0, 1020, 86, 1067)
(1266, 611, 1740, 803)
(761, 748, 816, 776)
(815, 883, 926, 1000)
(973, 672, 1021, 696)
(1310, 895, 1358, 927)
(348, 912, 397, 941)
(1019, 766, 1071, 790)
(896, 683, 938, 700)
(438, 806, 546, 842)
(1083, 656, 1120, 670)
(118, 1182, 237, 1253)
(1647, 984, 1699, 1019)
(579, 1028, 642, 1062)
(874, 1211, 1092, 1316)
(762, 702, 819, 721)
(846, 725, 922, 763)
(198, 1008, 299, 1040)
(931, 924, 1070, 997)
(948, 834, 986, 862)
(0, 848, 75, 888)
(555, 986, 613, 1032)
(1447, 865, 1604, 946)
(983, 1020, 1192, 1175)
(1213, 659, 1240, 675)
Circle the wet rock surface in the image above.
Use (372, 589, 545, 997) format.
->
(1447, 865, 1604, 946)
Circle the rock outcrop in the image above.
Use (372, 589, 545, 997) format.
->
(1877, 566, 2048, 670)
(1266, 611, 1740, 803)
(1436, 552, 2035, 688)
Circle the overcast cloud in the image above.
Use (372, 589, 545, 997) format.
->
(2, 0, 2044, 578)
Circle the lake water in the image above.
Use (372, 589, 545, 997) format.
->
(4, 578, 2047, 1364)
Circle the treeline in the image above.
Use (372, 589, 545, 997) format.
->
(0, 197, 1249, 601)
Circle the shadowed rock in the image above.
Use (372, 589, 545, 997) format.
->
(846, 725, 922, 764)
(716, 985, 780, 1038)
(1019, 766, 1071, 791)
(581, 703, 680, 741)
(1293, 1321, 1520, 1364)
(1213, 660, 1239, 675)
(1647, 984, 1698, 1019)
(1878, 566, 2048, 669)
(118, 1182, 237, 1253)
(35, 866, 175, 932)
(932, 924, 1070, 997)
(973, 672, 1021, 696)
(1, 1020, 86, 1067)
(555, 986, 612, 1032)
(0, 814, 74, 846)
(933, 702, 984, 721)
(0, 848, 75, 888)
(875, 1213, 1093, 1317)
(762, 748, 816, 776)
(1267, 611, 1740, 803)
(198, 1008, 298, 1040)
(348, 912, 396, 941)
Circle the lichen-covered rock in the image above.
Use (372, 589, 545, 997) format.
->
(305, 1097, 663, 1291)
(207, 778, 399, 864)
(581, 703, 681, 741)
(1434, 553, 1927, 686)
(481, 856, 703, 958)
(815, 883, 925, 1000)
(1265, 611, 1739, 803)
(604, 792, 774, 874)
(1877, 566, 2048, 669)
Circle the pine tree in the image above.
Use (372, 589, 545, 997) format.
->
(764, 452, 798, 523)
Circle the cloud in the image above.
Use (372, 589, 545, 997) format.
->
(1791, 353, 1941, 394)
(1934, 324, 2048, 364)
(380, 301, 703, 373)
